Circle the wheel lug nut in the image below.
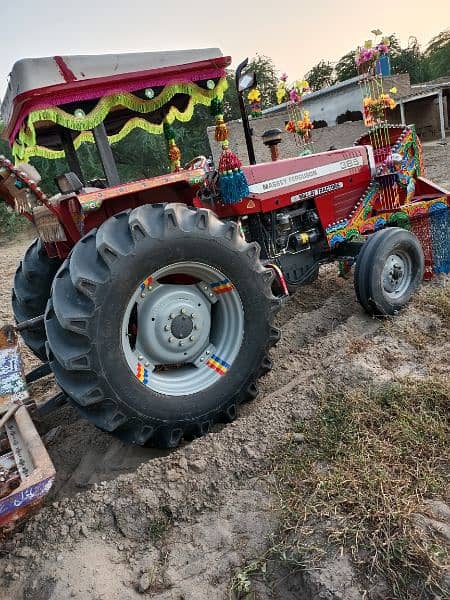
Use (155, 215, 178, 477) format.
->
(191, 313, 196, 318)
(206, 350, 210, 355)
(164, 325, 170, 331)
(181, 308, 186, 314)
(140, 293, 146, 298)
(193, 324, 198, 330)
(138, 355, 143, 361)
(144, 362, 149, 367)
(170, 313, 176, 319)
(179, 341, 184, 347)
(168, 337, 173, 343)
(200, 357, 204, 362)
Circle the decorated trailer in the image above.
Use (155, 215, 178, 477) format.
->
(0, 45, 448, 494)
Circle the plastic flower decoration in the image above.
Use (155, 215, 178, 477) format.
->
(247, 88, 262, 118)
(355, 33, 390, 68)
(285, 110, 313, 140)
(289, 88, 301, 104)
(247, 88, 261, 103)
(276, 83, 287, 104)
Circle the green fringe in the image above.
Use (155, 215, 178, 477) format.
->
(13, 78, 228, 162)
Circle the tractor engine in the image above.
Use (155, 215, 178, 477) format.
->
(245, 203, 323, 286)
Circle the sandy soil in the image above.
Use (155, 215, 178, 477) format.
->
(0, 142, 448, 600)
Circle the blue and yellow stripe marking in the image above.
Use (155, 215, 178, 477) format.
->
(136, 363, 149, 385)
(206, 354, 231, 376)
(210, 279, 234, 294)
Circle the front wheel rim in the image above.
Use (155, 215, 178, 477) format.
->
(381, 251, 413, 299)
(121, 261, 244, 396)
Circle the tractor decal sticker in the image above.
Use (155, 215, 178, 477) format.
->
(291, 181, 343, 203)
(206, 354, 230, 375)
(248, 156, 364, 195)
(136, 363, 149, 385)
(140, 276, 154, 292)
(210, 279, 234, 294)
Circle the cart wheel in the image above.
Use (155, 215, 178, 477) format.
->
(354, 227, 424, 316)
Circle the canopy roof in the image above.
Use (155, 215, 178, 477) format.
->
(1, 48, 230, 159)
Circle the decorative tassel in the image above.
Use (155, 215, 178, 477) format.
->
(218, 141, 249, 204)
(214, 116, 228, 142)
(33, 206, 67, 242)
(163, 121, 181, 172)
(210, 98, 228, 142)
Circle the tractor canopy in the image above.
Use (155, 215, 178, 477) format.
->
(1, 49, 230, 163)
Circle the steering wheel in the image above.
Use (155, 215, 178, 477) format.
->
(183, 155, 208, 170)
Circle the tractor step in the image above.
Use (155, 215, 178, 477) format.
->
(0, 326, 55, 537)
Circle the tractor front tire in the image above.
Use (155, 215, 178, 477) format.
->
(354, 227, 424, 316)
(45, 204, 280, 447)
(12, 239, 61, 361)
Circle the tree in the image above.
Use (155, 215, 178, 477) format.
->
(424, 29, 450, 79)
(304, 61, 335, 91)
(335, 51, 358, 82)
(223, 54, 279, 119)
(390, 36, 430, 83)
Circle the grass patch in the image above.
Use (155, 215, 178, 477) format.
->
(415, 280, 450, 327)
(0, 203, 26, 237)
(274, 378, 449, 599)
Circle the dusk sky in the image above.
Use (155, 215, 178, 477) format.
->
(0, 0, 448, 100)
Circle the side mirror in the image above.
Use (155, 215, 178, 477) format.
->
(55, 172, 83, 194)
(238, 70, 257, 93)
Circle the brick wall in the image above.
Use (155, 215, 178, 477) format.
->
(403, 95, 447, 140)
(207, 116, 367, 166)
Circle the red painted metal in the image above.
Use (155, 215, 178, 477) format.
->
(198, 147, 372, 229)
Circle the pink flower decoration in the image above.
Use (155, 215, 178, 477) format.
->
(281, 72, 288, 82)
(289, 89, 300, 103)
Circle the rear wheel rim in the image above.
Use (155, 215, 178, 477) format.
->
(121, 261, 244, 396)
(381, 251, 412, 299)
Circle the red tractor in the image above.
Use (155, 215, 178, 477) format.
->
(1, 49, 448, 448)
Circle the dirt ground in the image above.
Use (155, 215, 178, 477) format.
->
(0, 142, 449, 600)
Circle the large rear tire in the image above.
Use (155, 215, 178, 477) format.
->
(354, 227, 424, 316)
(12, 239, 61, 361)
(45, 204, 280, 447)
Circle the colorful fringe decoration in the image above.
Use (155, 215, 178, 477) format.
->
(210, 97, 249, 204)
(163, 121, 181, 172)
(12, 78, 229, 162)
(32, 205, 67, 242)
(218, 141, 249, 204)
(210, 97, 228, 142)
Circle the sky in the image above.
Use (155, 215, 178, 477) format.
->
(0, 0, 448, 101)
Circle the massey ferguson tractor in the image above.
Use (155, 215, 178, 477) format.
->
(0, 47, 449, 478)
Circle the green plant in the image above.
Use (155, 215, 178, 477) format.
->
(274, 378, 449, 598)
(0, 202, 26, 237)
